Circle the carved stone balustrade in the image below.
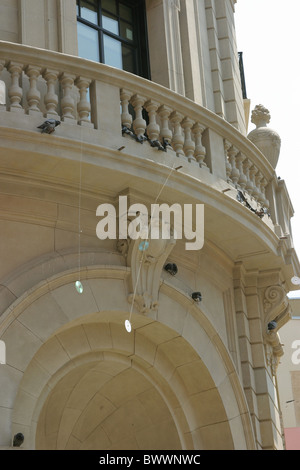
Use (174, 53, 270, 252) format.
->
(0, 40, 292, 242)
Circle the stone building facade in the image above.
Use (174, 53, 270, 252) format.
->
(277, 298, 300, 450)
(0, 0, 299, 450)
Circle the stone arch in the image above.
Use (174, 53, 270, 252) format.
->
(34, 351, 184, 450)
(0, 267, 255, 449)
(13, 313, 233, 450)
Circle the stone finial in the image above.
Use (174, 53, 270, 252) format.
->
(248, 104, 281, 169)
(251, 104, 270, 128)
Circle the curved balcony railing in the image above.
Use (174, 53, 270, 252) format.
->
(0, 40, 292, 240)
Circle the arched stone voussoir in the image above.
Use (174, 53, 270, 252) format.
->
(11, 311, 239, 450)
(2, 268, 256, 450)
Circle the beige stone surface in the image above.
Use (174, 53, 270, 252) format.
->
(0, 0, 298, 452)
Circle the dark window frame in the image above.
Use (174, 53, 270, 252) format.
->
(76, 0, 151, 79)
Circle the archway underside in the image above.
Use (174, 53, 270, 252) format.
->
(36, 357, 181, 450)
(13, 310, 236, 450)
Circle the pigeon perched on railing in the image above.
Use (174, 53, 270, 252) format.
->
(37, 119, 61, 134)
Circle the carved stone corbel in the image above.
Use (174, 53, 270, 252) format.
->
(263, 285, 291, 375)
(118, 217, 176, 314)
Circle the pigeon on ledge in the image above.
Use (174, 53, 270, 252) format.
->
(37, 119, 61, 134)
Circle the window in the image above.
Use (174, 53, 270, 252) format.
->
(76, 0, 150, 79)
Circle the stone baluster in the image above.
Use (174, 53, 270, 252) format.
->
(243, 158, 254, 197)
(42, 69, 59, 118)
(144, 99, 160, 142)
(120, 88, 133, 130)
(60, 72, 76, 122)
(260, 177, 269, 208)
(0, 60, 6, 111)
(25, 65, 42, 115)
(250, 166, 260, 202)
(224, 140, 232, 183)
(8, 62, 24, 112)
(131, 94, 147, 141)
(170, 111, 184, 157)
(236, 153, 247, 191)
(193, 123, 207, 168)
(75, 76, 93, 127)
(158, 105, 172, 146)
(227, 146, 239, 187)
(255, 171, 265, 205)
(182, 117, 195, 162)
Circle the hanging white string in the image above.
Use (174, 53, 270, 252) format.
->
(126, 163, 182, 331)
(75, 128, 84, 294)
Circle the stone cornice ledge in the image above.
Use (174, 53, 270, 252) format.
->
(0, 127, 281, 263)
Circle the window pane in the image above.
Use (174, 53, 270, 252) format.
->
(102, 13, 119, 35)
(77, 22, 100, 62)
(122, 44, 135, 74)
(120, 4, 133, 23)
(120, 21, 133, 41)
(81, 0, 98, 24)
(103, 34, 123, 69)
(102, 0, 117, 15)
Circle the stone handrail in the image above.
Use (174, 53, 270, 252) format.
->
(0, 40, 275, 211)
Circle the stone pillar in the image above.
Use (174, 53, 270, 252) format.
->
(255, 276, 290, 450)
(205, 0, 247, 134)
(18, 0, 77, 54)
(57, 0, 78, 55)
(178, 0, 205, 105)
(234, 263, 288, 450)
(146, 0, 185, 95)
(202, 128, 226, 179)
(205, 0, 226, 119)
(233, 263, 260, 446)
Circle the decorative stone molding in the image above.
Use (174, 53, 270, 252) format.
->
(263, 285, 290, 375)
(263, 285, 288, 325)
(8, 62, 24, 112)
(248, 104, 281, 169)
(117, 215, 176, 314)
(265, 328, 285, 377)
(128, 231, 176, 313)
(25, 65, 42, 115)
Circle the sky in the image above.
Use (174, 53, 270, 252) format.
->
(234, 0, 300, 296)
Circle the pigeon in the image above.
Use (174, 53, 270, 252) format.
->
(149, 139, 165, 151)
(135, 133, 147, 144)
(37, 119, 61, 134)
(191, 292, 202, 302)
(164, 263, 178, 276)
(162, 138, 172, 151)
(13, 432, 24, 447)
(268, 321, 277, 331)
(122, 125, 135, 138)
